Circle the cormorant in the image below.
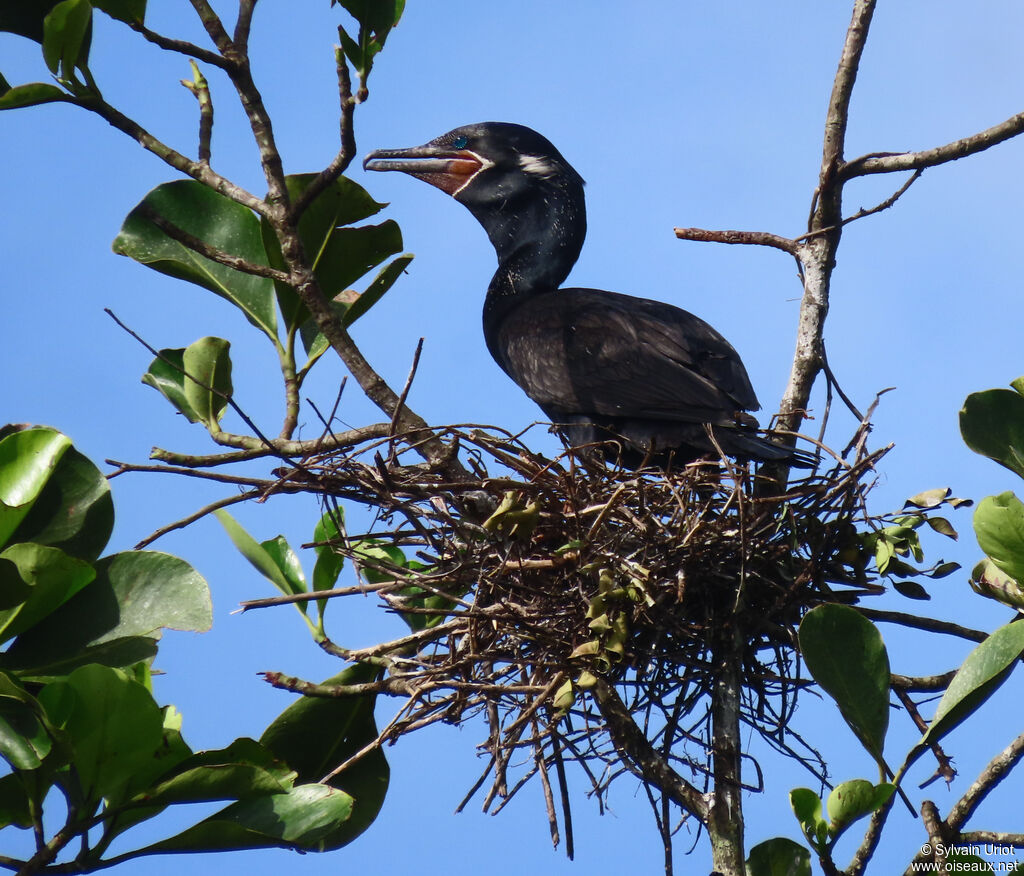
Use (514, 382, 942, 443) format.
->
(365, 122, 804, 467)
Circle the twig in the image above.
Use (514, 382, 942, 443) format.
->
(794, 169, 923, 242)
(843, 110, 1024, 177)
(127, 21, 227, 68)
(389, 338, 425, 450)
(856, 607, 987, 643)
(673, 227, 801, 257)
(134, 205, 288, 281)
(289, 41, 359, 222)
(945, 730, 1024, 833)
(135, 490, 259, 548)
(180, 61, 213, 165)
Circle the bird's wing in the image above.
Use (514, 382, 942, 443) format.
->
(496, 288, 760, 423)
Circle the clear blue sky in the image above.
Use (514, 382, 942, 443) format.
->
(3, 2, 1024, 873)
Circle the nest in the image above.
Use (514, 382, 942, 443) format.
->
(268, 423, 889, 838)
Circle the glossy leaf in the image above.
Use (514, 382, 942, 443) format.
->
(825, 780, 894, 837)
(316, 220, 402, 299)
(38, 664, 165, 804)
(960, 386, 1024, 480)
(91, 0, 145, 24)
(260, 536, 307, 595)
(921, 620, 1024, 749)
(0, 81, 72, 109)
(0, 543, 95, 645)
(789, 787, 827, 850)
(3, 433, 113, 562)
(311, 507, 345, 593)
(261, 661, 388, 845)
(139, 783, 354, 853)
(798, 604, 890, 764)
(141, 348, 200, 423)
(0, 427, 71, 550)
(339, 253, 412, 327)
(42, 0, 92, 77)
(214, 510, 294, 596)
(0, 672, 52, 769)
(261, 173, 387, 331)
(130, 737, 293, 808)
(113, 180, 277, 340)
(0, 1, 64, 42)
(182, 336, 233, 430)
(747, 837, 812, 876)
(0, 772, 33, 829)
(974, 491, 1024, 584)
(970, 558, 1024, 610)
(3, 550, 211, 671)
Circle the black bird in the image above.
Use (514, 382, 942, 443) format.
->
(365, 122, 804, 467)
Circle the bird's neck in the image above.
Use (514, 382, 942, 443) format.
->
(472, 188, 586, 352)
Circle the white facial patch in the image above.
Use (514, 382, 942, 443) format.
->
(518, 153, 558, 179)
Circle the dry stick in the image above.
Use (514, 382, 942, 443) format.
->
(388, 338, 425, 455)
(775, 0, 877, 443)
(893, 687, 956, 787)
(856, 607, 987, 643)
(135, 490, 259, 549)
(843, 109, 1024, 177)
(944, 730, 1024, 835)
(532, 717, 561, 851)
(591, 680, 709, 823)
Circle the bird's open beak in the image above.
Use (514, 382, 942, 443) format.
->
(364, 143, 483, 195)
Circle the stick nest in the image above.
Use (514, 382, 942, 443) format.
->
(266, 423, 892, 820)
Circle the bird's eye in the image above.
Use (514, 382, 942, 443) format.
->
(451, 135, 468, 149)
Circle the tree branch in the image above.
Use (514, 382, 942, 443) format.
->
(592, 680, 709, 823)
(843, 110, 1024, 177)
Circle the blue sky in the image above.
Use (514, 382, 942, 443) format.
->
(3, 2, 1024, 873)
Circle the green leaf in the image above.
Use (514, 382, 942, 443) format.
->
(961, 386, 1024, 480)
(3, 434, 113, 562)
(798, 604, 890, 764)
(141, 348, 200, 422)
(38, 665, 165, 805)
(970, 557, 1024, 610)
(0, 427, 71, 550)
(261, 662, 388, 845)
(182, 336, 233, 430)
(789, 788, 827, 851)
(825, 780, 894, 838)
(747, 837, 812, 876)
(925, 516, 958, 539)
(0, 2, 64, 42)
(139, 783, 355, 853)
(260, 535, 307, 596)
(341, 253, 412, 327)
(0, 672, 53, 769)
(311, 508, 345, 593)
(315, 220, 403, 300)
(42, 0, 92, 77)
(91, 0, 145, 24)
(3, 551, 211, 671)
(214, 510, 294, 595)
(974, 491, 1024, 583)
(113, 180, 277, 340)
(261, 173, 388, 333)
(921, 620, 1024, 749)
(0, 81, 73, 109)
(0, 543, 95, 645)
(0, 772, 33, 829)
(130, 737, 293, 808)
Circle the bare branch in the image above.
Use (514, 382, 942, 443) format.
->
(673, 226, 802, 257)
(127, 21, 227, 68)
(180, 61, 214, 165)
(857, 607, 987, 643)
(592, 680, 709, 824)
(946, 730, 1024, 833)
(134, 491, 259, 548)
(844, 110, 1024, 177)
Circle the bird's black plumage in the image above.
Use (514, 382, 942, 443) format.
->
(365, 122, 804, 466)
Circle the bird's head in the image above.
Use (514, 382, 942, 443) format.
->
(364, 121, 584, 217)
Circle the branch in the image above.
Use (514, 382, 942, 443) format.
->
(946, 730, 1024, 833)
(856, 607, 987, 643)
(127, 21, 227, 68)
(592, 680, 709, 824)
(134, 490, 260, 549)
(135, 206, 289, 281)
(673, 226, 802, 257)
(288, 42, 359, 222)
(843, 110, 1024, 177)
